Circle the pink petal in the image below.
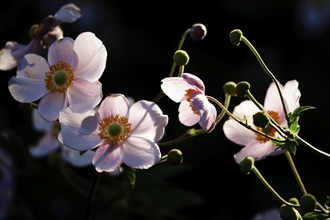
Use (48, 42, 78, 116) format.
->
(54, 3, 82, 23)
(161, 77, 194, 102)
(283, 80, 301, 113)
(199, 103, 217, 132)
(29, 133, 60, 157)
(67, 78, 102, 113)
(182, 73, 205, 92)
(234, 140, 275, 163)
(61, 147, 94, 167)
(263, 82, 285, 118)
(129, 100, 168, 142)
(73, 32, 107, 82)
(123, 136, 161, 169)
(223, 119, 256, 146)
(232, 100, 259, 120)
(93, 144, 123, 172)
(48, 37, 78, 68)
(98, 94, 130, 119)
(178, 101, 200, 126)
(38, 92, 67, 121)
(17, 54, 50, 79)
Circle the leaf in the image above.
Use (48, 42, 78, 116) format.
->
(288, 106, 315, 124)
(303, 211, 329, 220)
(289, 120, 300, 135)
(272, 139, 298, 155)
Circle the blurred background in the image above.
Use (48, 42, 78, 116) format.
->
(1, 0, 329, 219)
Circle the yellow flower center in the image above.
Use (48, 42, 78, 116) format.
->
(255, 110, 280, 143)
(98, 114, 132, 144)
(45, 61, 74, 93)
(185, 89, 200, 115)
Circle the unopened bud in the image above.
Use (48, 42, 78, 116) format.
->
(167, 149, 183, 166)
(229, 29, 243, 46)
(279, 204, 300, 220)
(239, 156, 254, 174)
(235, 81, 250, 97)
(173, 50, 190, 66)
(190, 23, 207, 41)
(223, 81, 237, 96)
(253, 111, 270, 128)
(300, 193, 317, 212)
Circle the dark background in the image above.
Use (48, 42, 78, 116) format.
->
(1, 0, 329, 219)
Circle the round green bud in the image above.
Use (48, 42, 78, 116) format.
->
(300, 193, 317, 212)
(288, 197, 300, 205)
(167, 149, 183, 166)
(279, 204, 300, 220)
(253, 111, 270, 128)
(190, 23, 207, 41)
(239, 156, 254, 174)
(235, 81, 250, 97)
(229, 29, 243, 46)
(173, 50, 190, 66)
(223, 81, 237, 96)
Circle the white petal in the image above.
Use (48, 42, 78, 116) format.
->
(38, 92, 67, 121)
(161, 77, 193, 102)
(73, 32, 107, 82)
(223, 119, 256, 146)
(32, 109, 52, 131)
(263, 82, 285, 116)
(129, 100, 168, 142)
(67, 79, 102, 113)
(123, 136, 161, 169)
(61, 147, 94, 167)
(234, 140, 275, 163)
(29, 134, 60, 157)
(98, 94, 129, 119)
(59, 107, 98, 130)
(17, 54, 50, 79)
(178, 101, 200, 126)
(283, 80, 301, 113)
(93, 144, 123, 173)
(48, 37, 78, 68)
(54, 3, 82, 23)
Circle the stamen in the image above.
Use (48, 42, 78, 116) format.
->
(185, 89, 200, 115)
(98, 114, 131, 144)
(45, 61, 74, 93)
(255, 110, 280, 143)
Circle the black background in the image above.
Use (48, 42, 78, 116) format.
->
(1, 0, 329, 219)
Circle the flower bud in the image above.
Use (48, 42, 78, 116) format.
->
(167, 149, 183, 166)
(239, 156, 254, 174)
(229, 29, 243, 46)
(253, 111, 270, 128)
(235, 81, 250, 97)
(190, 23, 207, 41)
(299, 193, 316, 212)
(173, 50, 190, 66)
(279, 204, 301, 220)
(223, 81, 237, 96)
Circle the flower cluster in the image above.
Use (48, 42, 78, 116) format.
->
(0, 3, 329, 220)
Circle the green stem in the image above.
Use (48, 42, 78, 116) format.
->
(251, 165, 299, 207)
(296, 135, 330, 160)
(158, 128, 205, 147)
(85, 172, 102, 220)
(240, 36, 290, 124)
(215, 93, 231, 124)
(284, 151, 307, 195)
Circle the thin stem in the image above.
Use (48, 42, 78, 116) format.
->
(159, 128, 205, 147)
(215, 93, 231, 124)
(169, 28, 191, 77)
(240, 36, 290, 123)
(251, 166, 299, 207)
(296, 135, 330, 160)
(284, 151, 307, 195)
(85, 172, 102, 220)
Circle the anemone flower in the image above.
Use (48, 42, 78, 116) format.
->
(0, 3, 82, 71)
(30, 109, 94, 167)
(223, 80, 301, 163)
(8, 31, 107, 121)
(58, 94, 169, 173)
(161, 73, 217, 132)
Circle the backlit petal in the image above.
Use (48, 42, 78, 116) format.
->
(93, 144, 123, 172)
(38, 92, 67, 121)
(54, 3, 82, 23)
(98, 94, 130, 119)
(48, 37, 78, 68)
(234, 140, 276, 163)
(29, 133, 60, 157)
(178, 101, 200, 126)
(161, 77, 193, 102)
(223, 119, 255, 146)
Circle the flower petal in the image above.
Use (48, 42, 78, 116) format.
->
(161, 77, 193, 102)
(73, 32, 107, 82)
(263, 82, 285, 119)
(223, 119, 256, 146)
(61, 147, 94, 167)
(58, 108, 101, 151)
(199, 103, 217, 132)
(29, 133, 60, 157)
(283, 80, 301, 113)
(182, 73, 205, 92)
(123, 136, 161, 169)
(38, 92, 67, 121)
(54, 3, 82, 23)
(17, 54, 50, 79)
(234, 140, 276, 163)
(67, 78, 102, 113)
(32, 109, 52, 131)
(178, 100, 200, 126)
(48, 37, 78, 68)
(129, 100, 168, 142)
(93, 144, 123, 172)
(98, 94, 130, 119)
(232, 100, 260, 121)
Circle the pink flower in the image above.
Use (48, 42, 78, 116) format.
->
(161, 73, 217, 132)
(223, 80, 301, 163)
(29, 109, 94, 167)
(58, 94, 169, 173)
(0, 3, 82, 71)
(8, 32, 107, 121)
